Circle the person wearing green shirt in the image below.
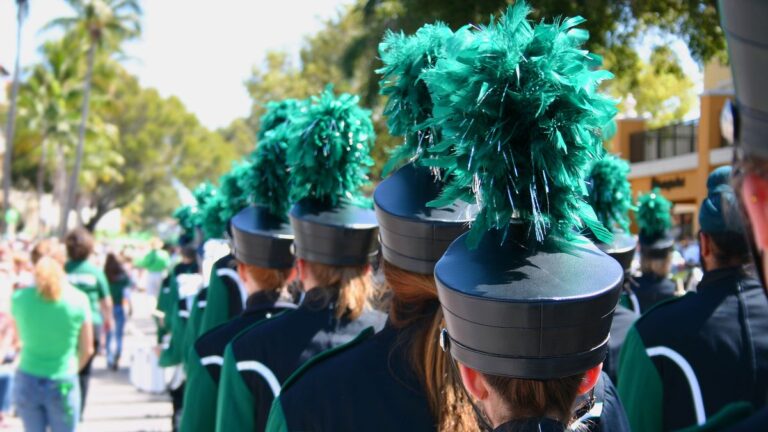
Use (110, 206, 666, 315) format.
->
(137, 239, 171, 298)
(64, 228, 113, 416)
(13, 239, 94, 432)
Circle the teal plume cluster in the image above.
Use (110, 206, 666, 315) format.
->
(384, 1, 617, 246)
(286, 86, 375, 207)
(636, 188, 672, 239)
(240, 99, 306, 219)
(173, 86, 376, 239)
(377, 23, 453, 175)
(588, 155, 634, 233)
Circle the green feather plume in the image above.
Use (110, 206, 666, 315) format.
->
(377, 23, 454, 174)
(200, 191, 228, 240)
(588, 154, 634, 233)
(191, 182, 217, 229)
(173, 205, 198, 235)
(421, 1, 617, 247)
(218, 160, 253, 221)
(636, 188, 672, 239)
(287, 86, 375, 207)
(258, 99, 304, 141)
(240, 99, 306, 218)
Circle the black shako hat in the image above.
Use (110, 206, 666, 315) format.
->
(289, 198, 379, 266)
(374, 164, 476, 274)
(720, 0, 768, 161)
(421, 1, 624, 380)
(596, 232, 637, 273)
(230, 205, 294, 269)
(436, 228, 623, 379)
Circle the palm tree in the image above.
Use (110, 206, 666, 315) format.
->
(2, 0, 30, 231)
(17, 39, 82, 236)
(46, 0, 141, 236)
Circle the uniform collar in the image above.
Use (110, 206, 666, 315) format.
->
(699, 266, 759, 292)
(492, 417, 567, 432)
(244, 291, 295, 314)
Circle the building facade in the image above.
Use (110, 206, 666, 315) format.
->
(609, 63, 734, 239)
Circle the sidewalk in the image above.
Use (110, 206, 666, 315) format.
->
(80, 309, 173, 432)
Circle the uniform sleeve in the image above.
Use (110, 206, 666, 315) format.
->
(617, 325, 664, 432)
(265, 398, 289, 432)
(215, 345, 256, 432)
(200, 271, 227, 335)
(179, 348, 219, 432)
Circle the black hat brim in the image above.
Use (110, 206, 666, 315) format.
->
(231, 205, 294, 269)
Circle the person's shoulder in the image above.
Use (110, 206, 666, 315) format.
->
(279, 326, 376, 396)
(64, 285, 91, 305)
(12, 286, 35, 302)
(634, 292, 701, 339)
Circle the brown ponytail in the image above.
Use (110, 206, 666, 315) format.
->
(241, 264, 292, 293)
(35, 256, 65, 302)
(384, 260, 478, 432)
(306, 261, 372, 321)
(482, 372, 584, 426)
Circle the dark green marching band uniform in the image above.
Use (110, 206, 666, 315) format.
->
(617, 166, 768, 432)
(267, 22, 476, 431)
(180, 100, 302, 432)
(586, 155, 639, 382)
(403, 2, 627, 431)
(215, 88, 385, 432)
(628, 189, 678, 314)
(187, 162, 253, 355)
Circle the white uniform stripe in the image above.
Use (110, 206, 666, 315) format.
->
(178, 310, 190, 318)
(628, 291, 641, 316)
(647, 346, 706, 425)
(236, 361, 281, 397)
(200, 355, 224, 366)
(217, 268, 248, 308)
(197, 300, 207, 308)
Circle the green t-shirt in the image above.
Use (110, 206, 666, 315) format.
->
(65, 260, 111, 325)
(109, 275, 131, 305)
(137, 249, 171, 273)
(12, 286, 92, 378)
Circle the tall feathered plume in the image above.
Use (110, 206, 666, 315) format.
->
(588, 154, 634, 233)
(191, 182, 217, 228)
(240, 99, 306, 218)
(287, 86, 375, 207)
(636, 188, 672, 239)
(422, 1, 617, 246)
(199, 160, 256, 239)
(377, 23, 454, 175)
(173, 204, 198, 236)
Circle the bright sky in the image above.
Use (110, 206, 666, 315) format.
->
(0, 0, 351, 129)
(1, 1, 704, 129)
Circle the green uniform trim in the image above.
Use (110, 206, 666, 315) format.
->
(280, 326, 374, 391)
(265, 397, 288, 432)
(677, 401, 754, 432)
(199, 267, 235, 335)
(159, 298, 188, 367)
(264, 326, 375, 432)
(617, 326, 664, 432)
(179, 347, 218, 432)
(215, 344, 255, 432)
(182, 292, 206, 369)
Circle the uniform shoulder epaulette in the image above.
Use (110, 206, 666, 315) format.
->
(280, 326, 375, 392)
(637, 291, 694, 323)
